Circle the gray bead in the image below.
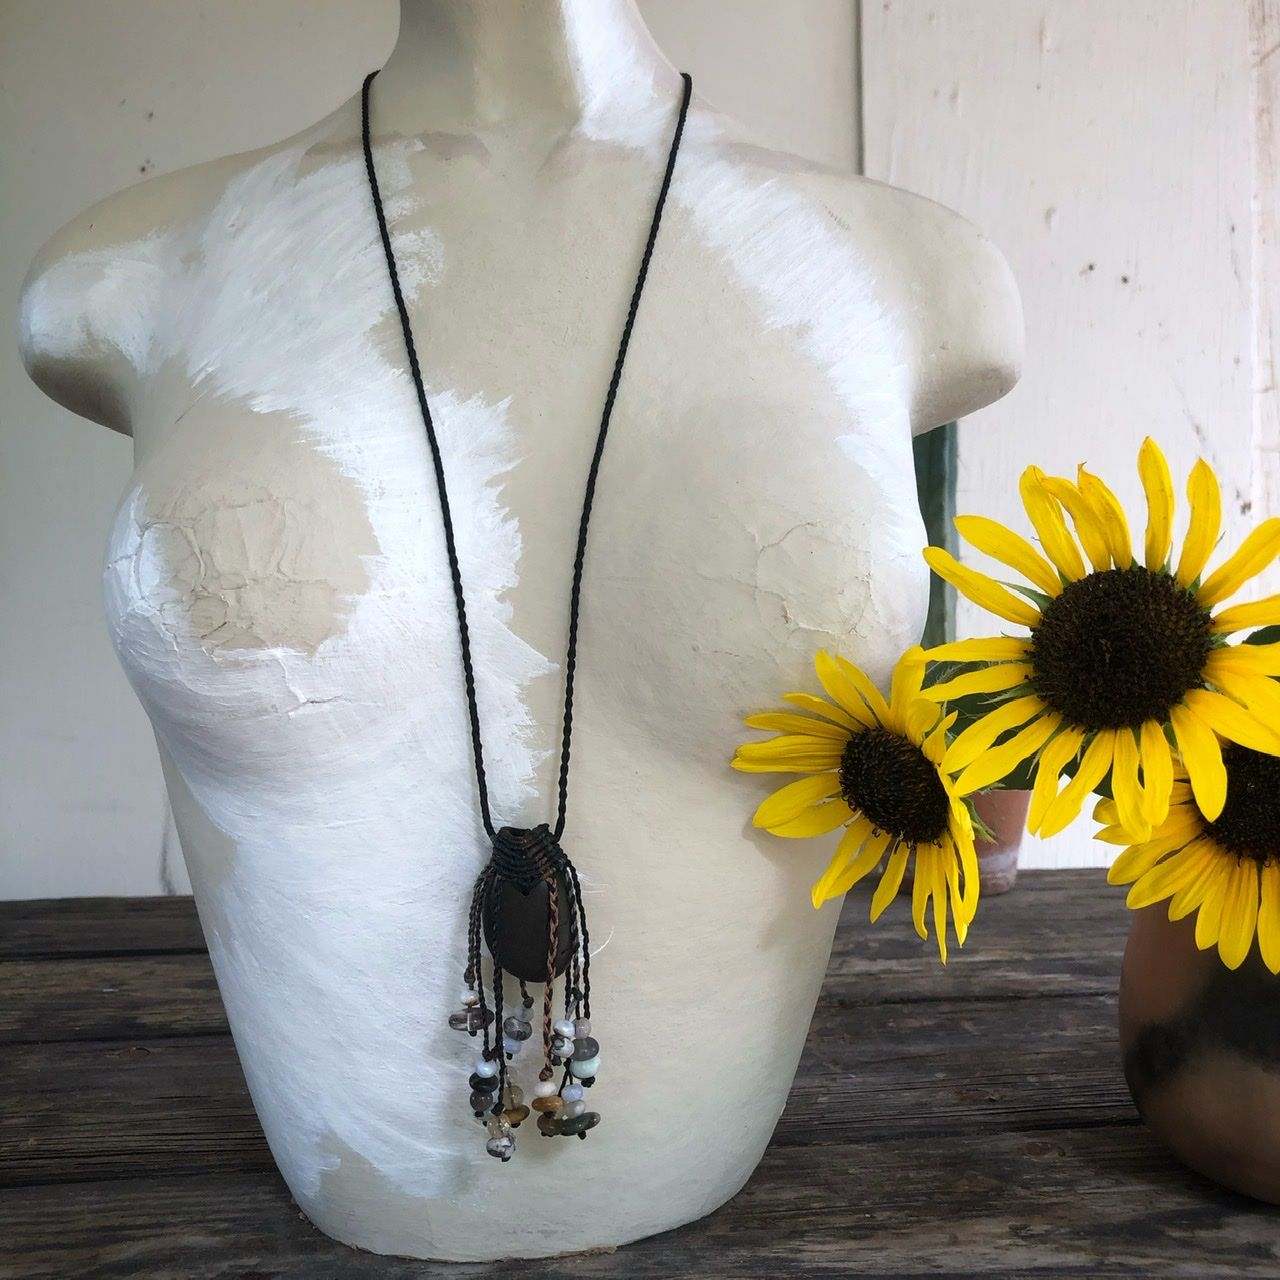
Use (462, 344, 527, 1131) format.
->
(503, 1016, 533, 1041)
(449, 1007, 494, 1035)
(558, 1110, 600, 1136)
(468, 1071, 498, 1092)
(470, 1091, 494, 1113)
(574, 1018, 592, 1037)
(572, 1036, 600, 1060)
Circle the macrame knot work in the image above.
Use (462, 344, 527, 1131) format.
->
(456, 827, 599, 1156)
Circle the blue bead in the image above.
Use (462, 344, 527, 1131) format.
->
(569, 1054, 600, 1078)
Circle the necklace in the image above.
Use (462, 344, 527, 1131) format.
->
(361, 69, 693, 1160)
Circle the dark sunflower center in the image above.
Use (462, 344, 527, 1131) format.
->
(1202, 746, 1280, 866)
(839, 727, 951, 846)
(1029, 567, 1212, 731)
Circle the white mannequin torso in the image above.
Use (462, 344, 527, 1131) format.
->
(18, 0, 1021, 1261)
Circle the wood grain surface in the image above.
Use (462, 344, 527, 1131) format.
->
(1, 871, 1277, 1278)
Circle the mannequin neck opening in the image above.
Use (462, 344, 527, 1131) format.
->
(375, 0, 681, 134)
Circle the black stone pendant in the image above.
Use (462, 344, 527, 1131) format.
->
(481, 825, 575, 983)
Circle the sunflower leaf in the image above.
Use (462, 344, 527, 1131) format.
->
(1244, 624, 1280, 647)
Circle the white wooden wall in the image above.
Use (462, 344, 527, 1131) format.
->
(863, 0, 1277, 869)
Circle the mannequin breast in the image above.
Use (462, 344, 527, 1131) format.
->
(74, 111, 930, 1258)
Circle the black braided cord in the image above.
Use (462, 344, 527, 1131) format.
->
(360, 69, 693, 842)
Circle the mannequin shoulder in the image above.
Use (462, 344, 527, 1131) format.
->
(17, 146, 281, 436)
(699, 132, 1023, 432)
(820, 174, 1024, 431)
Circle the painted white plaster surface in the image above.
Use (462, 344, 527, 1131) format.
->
(17, 0, 1020, 1261)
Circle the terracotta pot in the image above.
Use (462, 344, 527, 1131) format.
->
(970, 789, 1030, 895)
(1118, 904, 1280, 1203)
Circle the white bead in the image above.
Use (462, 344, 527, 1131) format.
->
(561, 1083, 584, 1103)
(569, 1054, 600, 1078)
(460, 989, 479, 1008)
(474, 1057, 498, 1079)
(553, 1018, 575, 1039)
(533, 1079, 558, 1098)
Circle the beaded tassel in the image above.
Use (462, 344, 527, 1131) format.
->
(448, 825, 600, 1158)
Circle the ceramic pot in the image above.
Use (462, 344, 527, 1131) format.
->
(1118, 904, 1280, 1203)
(970, 789, 1029, 895)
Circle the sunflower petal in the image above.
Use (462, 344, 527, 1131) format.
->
(1183, 688, 1280, 755)
(951, 800, 980, 920)
(924, 637, 1032, 664)
(1028, 726, 1087, 833)
(1126, 843, 1210, 910)
(923, 663, 1034, 704)
(1096, 823, 1134, 845)
(1175, 458, 1221, 587)
(922, 709, 958, 765)
(1078, 465, 1134, 569)
(942, 696, 1045, 772)
(810, 824, 867, 906)
(1195, 863, 1229, 951)
(1020, 466, 1087, 580)
(943, 840, 968, 946)
(1041, 476, 1113, 571)
(923, 547, 1042, 627)
(1139, 719, 1174, 828)
(744, 712, 851, 741)
(1209, 593, 1280, 633)
(781, 692, 866, 732)
(813, 827, 891, 906)
(911, 846, 932, 942)
(903, 697, 941, 744)
(1170, 702, 1227, 821)
(1106, 824, 1199, 885)
(1110, 727, 1150, 841)
(870, 845, 910, 922)
(1205, 641, 1280, 676)
(752, 772, 843, 829)
(815, 651, 888, 725)
(953, 713, 1058, 796)
(953, 514, 1063, 597)
(768, 798, 855, 839)
(1040, 730, 1116, 837)
(733, 736, 844, 773)
(1259, 861, 1280, 975)
(1217, 860, 1259, 970)
(1198, 518, 1280, 608)
(890, 646, 927, 721)
(1167, 840, 1221, 920)
(929, 849, 950, 963)
(1138, 437, 1174, 570)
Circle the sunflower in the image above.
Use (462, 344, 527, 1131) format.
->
(732, 646, 978, 962)
(1099, 745, 1280, 972)
(921, 438, 1280, 842)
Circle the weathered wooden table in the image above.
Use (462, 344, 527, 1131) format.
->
(1, 870, 1276, 1278)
